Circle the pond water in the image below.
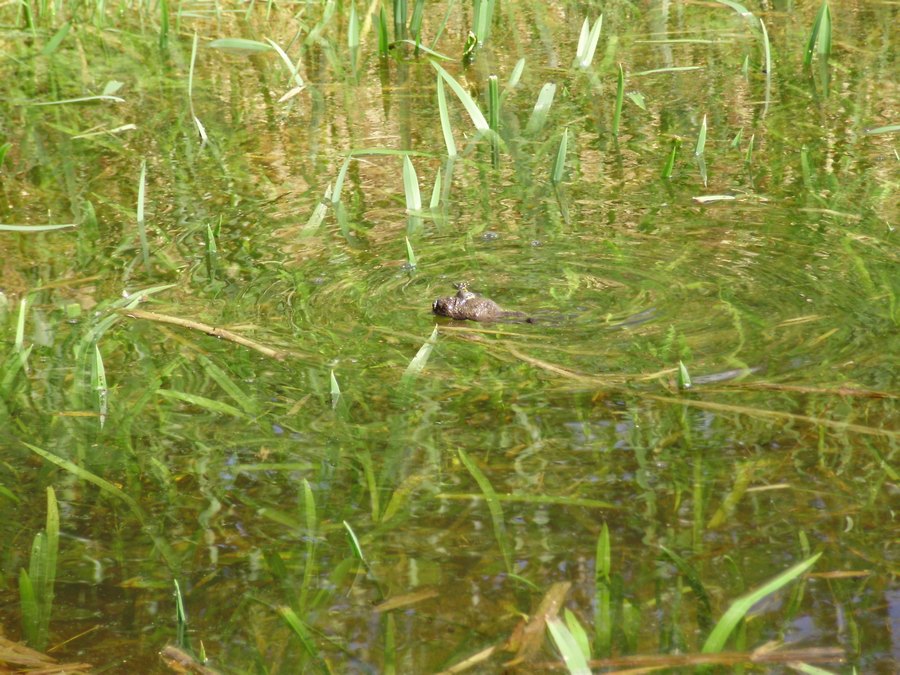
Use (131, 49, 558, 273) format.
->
(1, 1, 897, 673)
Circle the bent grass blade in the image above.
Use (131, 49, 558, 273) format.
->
(702, 552, 822, 653)
(431, 61, 489, 133)
(457, 449, 512, 574)
(403, 326, 437, 380)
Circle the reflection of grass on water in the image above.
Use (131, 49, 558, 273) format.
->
(0, 0, 896, 672)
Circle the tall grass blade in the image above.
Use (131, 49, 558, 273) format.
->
(661, 139, 680, 179)
(547, 617, 592, 675)
(19, 488, 59, 650)
(92, 345, 108, 428)
(304, 183, 332, 233)
(15, 298, 26, 350)
(695, 115, 707, 156)
(431, 61, 489, 132)
(429, 167, 442, 210)
(174, 579, 188, 648)
(158, 0, 169, 50)
(551, 128, 568, 184)
(404, 237, 417, 268)
(402, 155, 422, 211)
(526, 83, 556, 134)
(136, 159, 150, 271)
(298, 479, 318, 610)
(436, 76, 457, 157)
(403, 326, 438, 380)
(377, 7, 389, 57)
(804, 1, 830, 67)
(188, 32, 208, 143)
(563, 609, 591, 662)
(595, 523, 612, 654)
(472, 0, 495, 45)
(702, 552, 821, 653)
(393, 0, 408, 41)
(332, 157, 352, 205)
(278, 606, 328, 673)
(330, 369, 341, 409)
(612, 64, 624, 138)
(574, 15, 603, 69)
(409, 0, 425, 44)
(760, 18, 771, 117)
(488, 75, 500, 131)
(457, 449, 512, 573)
(507, 57, 525, 90)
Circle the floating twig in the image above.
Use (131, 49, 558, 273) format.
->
(119, 308, 287, 360)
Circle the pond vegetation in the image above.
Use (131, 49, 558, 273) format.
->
(1, 0, 897, 672)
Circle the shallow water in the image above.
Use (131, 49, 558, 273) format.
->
(1, 1, 897, 672)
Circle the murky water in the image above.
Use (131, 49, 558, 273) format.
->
(1, 1, 897, 672)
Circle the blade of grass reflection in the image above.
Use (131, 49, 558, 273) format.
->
(299, 479, 318, 612)
(435, 493, 618, 510)
(501, 347, 897, 439)
(457, 449, 513, 574)
(197, 355, 259, 415)
(658, 546, 714, 632)
(21, 443, 179, 569)
(594, 523, 612, 656)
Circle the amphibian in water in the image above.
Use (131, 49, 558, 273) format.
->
(432, 283, 533, 323)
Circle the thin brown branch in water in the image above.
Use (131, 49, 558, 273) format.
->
(119, 308, 287, 360)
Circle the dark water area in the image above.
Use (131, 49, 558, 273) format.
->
(0, 1, 897, 672)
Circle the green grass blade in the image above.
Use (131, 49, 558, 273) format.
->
(695, 114, 707, 156)
(661, 139, 680, 179)
(92, 344, 108, 428)
(551, 128, 568, 184)
(760, 18, 771, 117)
(403, 325, 438, 380)
(574, 15, 603, 69)
(277, 606, 328, 673)
(404, 237, 417, 268)
(526, 83, 557, 134)
(348, 2, 360, 51)
(612, 64, 624, 138)
(15, 298, 26, 350)
(19, 569, 38, 646)
(304, 183, 332, 233)
(547, 616, 592, 675)
(594, 523, 612, 654)
(702, 552, 821, 653)
(488, 75, 500, 131)
(563, 608, 591, 661)
(429, 167, 442, 210)
(332, 156, 352, 205)
(156, 389, 246, 418)
(507, 57, 525, 90)
(457, 449, 512, 573)
(330, 369, 341, 409)
(0, 223, 76, 232)
(402, 155, 422, 211)
(431, 61, 489, 132)
(136, 159, 150, 271)
(378, 7, 389, 56)
(208, 38, 272, 52)
(436, 76, 457, 157)
(804, 1, 829, 67)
